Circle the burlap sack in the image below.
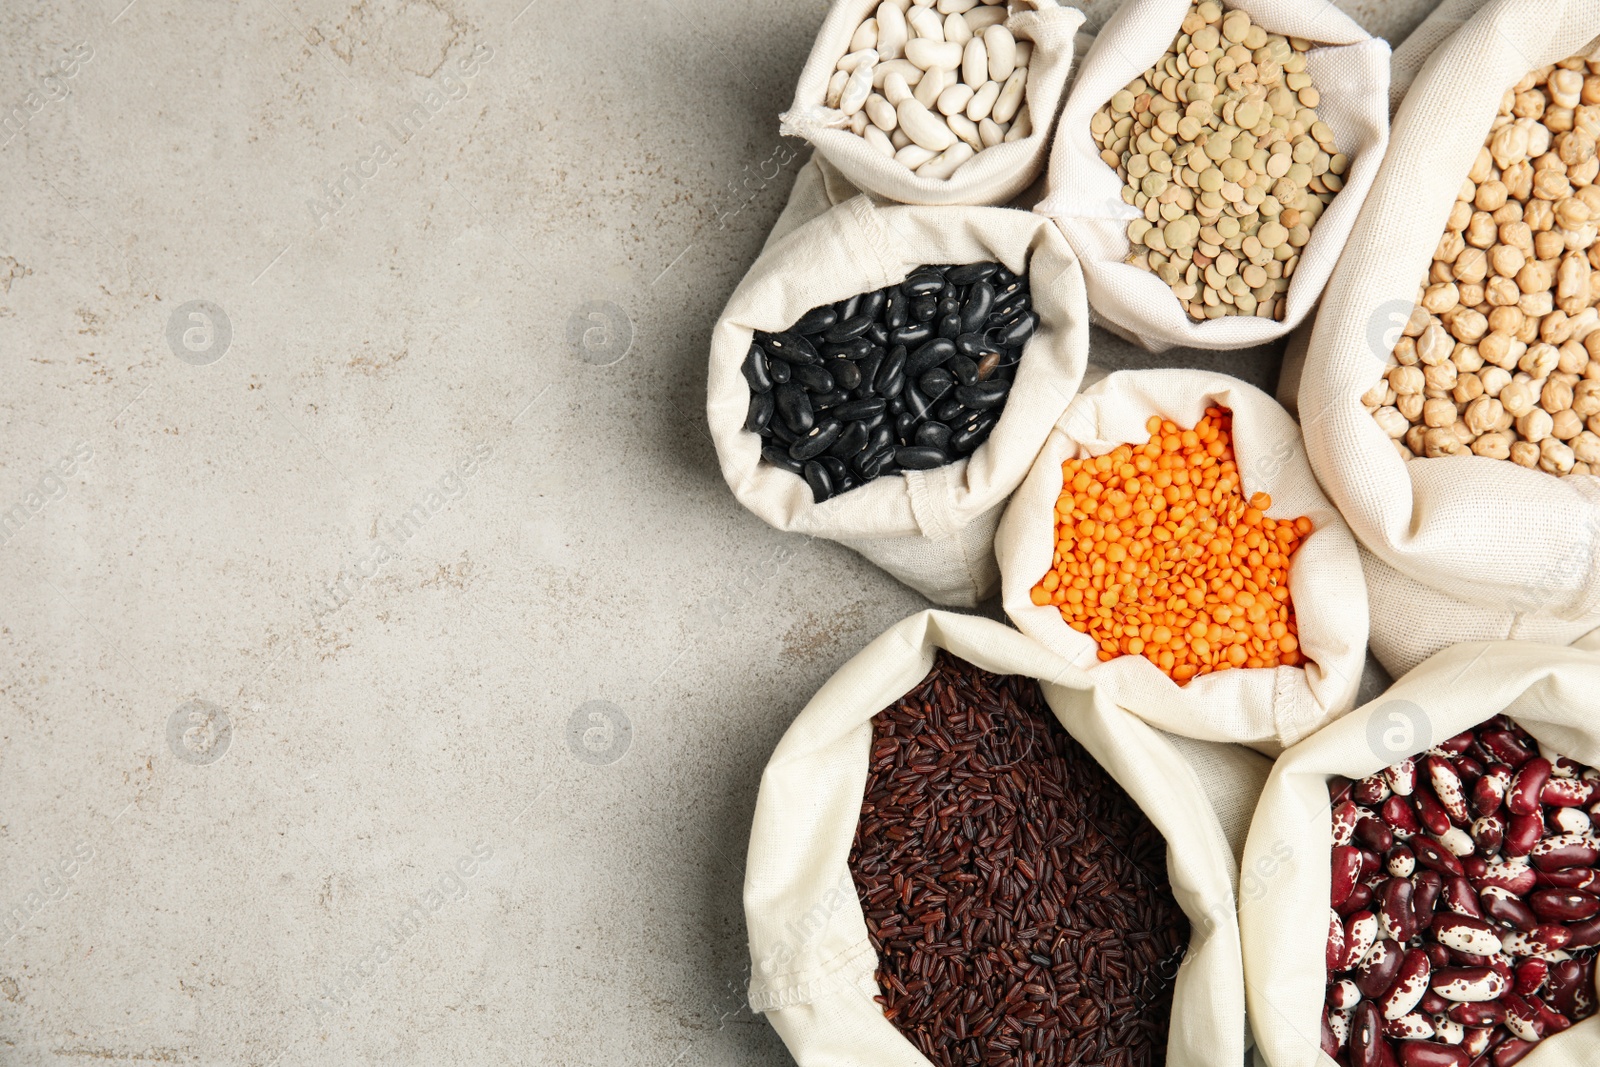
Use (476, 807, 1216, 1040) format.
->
(1387, 0, 1496, 113)
(709, 196, 1090, 605)
(1240, 640, 1600, 1067)
(779, 0, 1086, 207)
(1036, 0, 1390, 352)
(995, 369, 1368, 753)
(744, 609, 1249, 1067)
(1294, 1, 1600, 672)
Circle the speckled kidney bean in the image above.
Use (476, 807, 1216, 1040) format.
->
(1325, 714, 1599, 1067)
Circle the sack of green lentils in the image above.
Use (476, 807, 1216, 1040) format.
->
(1036, 0, 1390, 351)
(779, 0, 1086, 207)
(708, 194, 1090, 606)
(994, 369, 1368, 754)
(744, 609, 1252, 1067)
(1289, 0, 1600, 678)
(1240, 639, 1600, 1067)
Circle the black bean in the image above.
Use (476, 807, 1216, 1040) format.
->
(895, 446, 947, 470)
(993, 265, 1017, 286)
(762, 443, 804, 474)
(959, 281, 994, 334)
(803, 459, 832, 502)
(952, 413, 997, 454)
(993, 292, 1031, 320)
(894, 411, 916, 442)
(790, 418, 843, 461)
(827, 358, 863, 391)
(819, 456, 848, 487)
(954, 332, 999, 360)
(764, 332, 819, 365)
(746, 390, 774, 433)
(827, 420, 871, 460)
(768, 357, 792, 384)
(775, 383, 814, 434)
(937, 313, 962, 340)
(912, 294, 938, 322)
(956, 381, 1010, 410)
(854, 447, 893, 480)
(793, 364, 835, 394)
(855, 352, 884, 398)
(812, 389, 852, 410)
(838, 293, 861, 320)
(824, 314, 874, 343)
(876, 347, 907, 398)
(915, 421, 952, 453)
(887, 394, 905, 415)
(902, 272, 944, 296)
(768, 417, 799, 446)
(867, 322, 889, 346)
(938, 292, 961, 318)
(884, 289, 908, 331)
(946, 261, 1000, 285)
(865, 424, 894, 458)
(948, 354, 979, 386)
(834, 397, 887, 421)
(919, 368, 954, 402)
(975, 351, 1001, 381)
(934, 397, 965, 423)
(743, 345, 773, 393)
(891, 322, 934, 347)
(906, 338, 956, 378)
(793, 306, 837, 335)
(997, 312, 1038, 347)
(857, 289, 887, 322)
(903, 379, 933, 422)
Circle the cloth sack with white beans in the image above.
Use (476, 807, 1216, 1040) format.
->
(708, 195, 1090, 605)
(744, 609, 1250, 1067)
(1289, 0, 1600, 678)
(994, 369, 1368, 754)
(1035, 0, 1390, 352)
(1239, 641, 1600, 1067)
(779, 0, 1085, 207)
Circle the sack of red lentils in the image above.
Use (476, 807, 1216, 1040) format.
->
(708, 194, 1090, 606)
(779, 0, 1086, 207)
(994, 369, 1368, 754)
(1291, 1, 1600, 677)
(744, 609, 1250, 1067)
(1240, 640, 1600, 1067)
(1036, 0, 1390, 351)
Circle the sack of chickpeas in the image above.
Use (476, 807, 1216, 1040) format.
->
(779, 0, 1086, 207)
(1036, 0, 1391, 351)
(994, 369, 1368, 754)
(708, 194, 1089, 605)
(1240, 639, 1600, 1067)
(744, 609, 1251, 1067)
(1292, 1, 1600, 675)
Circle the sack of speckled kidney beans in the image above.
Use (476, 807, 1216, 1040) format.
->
(1240, 640, 1600, 1067)
(708, 194, 1090, 605)
(742, 609, 1256, 1067)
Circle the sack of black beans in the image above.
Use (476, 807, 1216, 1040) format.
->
(778, 0, 1086, 208)
(1035, 0, 1390, 351)
(993, 369, 1368, 754)
(708, 195, 1089, 605)
(1287, 1, 1600, 679)
(1239, 639, 1600, 1067)
(744, 609, 1250, 1067)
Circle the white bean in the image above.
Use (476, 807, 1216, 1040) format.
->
(936, 0, 977, 12)
(946, 112, 983, 150)
(983, 25, 1016, 81)
(864, 124, 897, 158)
(966, 79, 1000, 121)
(883, 71, 914, 106)
(866, 92, 898, 130)
(906, 38, 962, 71)
(873, 59, 924, 88)
(897, 96, 957, 150)
(978, 117, 1005, 147)
(943, 13, 971, 46)
(990, 66, 1026, 123)
(910, 0, 935, 6)
(916, 141, 975, 179)
(913, 65, 947, 107)
(851, 18, 879, 53)
(937, 83, 974, 116)
(825, 69, 849, 108)
(849, 110, 869, 135)
(1013, 40, 1032, 67)
(837, 48, 879, 73)
(841, 63, 875, 115)
(906, 7, 943, 41)
(963, 6, 1007, 31)
(1003, 104, 1030, 141)
(962, 37, 988, 89)
(890, 127, 911, 149)
(895, 143, 937, 168)
(875, 2, 908, 60)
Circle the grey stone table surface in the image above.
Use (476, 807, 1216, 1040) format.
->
(0, 0, 1430, 1063)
